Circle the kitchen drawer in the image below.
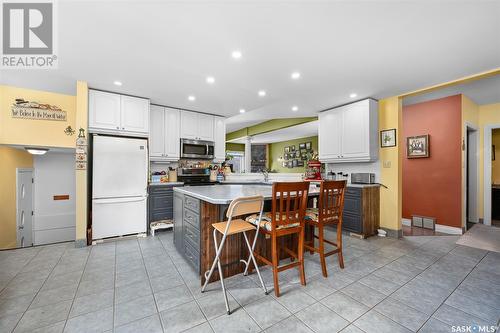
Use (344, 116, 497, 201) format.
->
(343, 212, 362, 234)
(149, 186, 174, 194)
(184, 240, 200, 273)
(151, 210, 172, 222)
(184, 222, 200, 250)
(346, 187, 362, 196)
(183, 208, 199, 230)
(150, 194, 173, 209)
(185, 196, 200, 212)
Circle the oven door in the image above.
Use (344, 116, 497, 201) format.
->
(181, 139, 214, 159)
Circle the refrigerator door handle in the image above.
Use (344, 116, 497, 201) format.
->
(93, 197, 146, 204)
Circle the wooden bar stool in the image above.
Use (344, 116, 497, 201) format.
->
(245, 182, 309, 297)
(201, 195, 268, 314)
(304, 180, 347, 277)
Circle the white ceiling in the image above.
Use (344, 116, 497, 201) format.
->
(1, 1, 499, 133)
(230, 120, 318, 144)
(403, 74, 500, 106)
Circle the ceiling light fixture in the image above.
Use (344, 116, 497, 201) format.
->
(113, 81, 122, 86)
(349, 93, 357, 98)
(188, 95, 196, 101)
(231, 50, 242, 59)
(258, 90, 266, 97)
(206, 76, 215, 84)
(292, 106, 298, 112)
(25, 147, 48, 155)
(239, 109, 246, 113)
(291, 72, 301, 80)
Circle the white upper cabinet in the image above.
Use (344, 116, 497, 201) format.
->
(120, 95, 149, 133)
(180, 111, 214, 141)
(319, 99, 378, 163)
(164, 108, 180, 159)
(149, 105, 180, 161)
(213, 116, 226, 162)
(88, 90, 149, 136)
(89, 90, 121, 131)
(149, 105, 165, 158)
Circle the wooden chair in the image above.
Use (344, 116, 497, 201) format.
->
(304, 180, 347, 277)
(246, 182, 309, 297)
(201, 196, 268, 315)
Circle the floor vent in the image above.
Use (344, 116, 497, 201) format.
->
(412, 215, 436, 230)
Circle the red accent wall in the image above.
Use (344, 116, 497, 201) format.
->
(402, 95, 462, 228)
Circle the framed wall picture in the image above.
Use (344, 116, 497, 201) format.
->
(282, 161, 287, 168)
(291, 145, 296, 151)
(407, 135, 429, 158)
(299, 143, 306, 150)
(297, 160, 304, 167)
(284, 146, 290, 153)
(292, 159, 298, 167)
(380, 129, 396, 148)
(305, 142, 312, 150)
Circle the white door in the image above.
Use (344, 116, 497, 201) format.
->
(197, 114, 215, 141)
(180, 111, 199, 139)
(16, 169, 33, 248)
(214, 116, 226, 161)
(93, 136, 148, 198)
(120, 95, 150, 134)
(89, 90, 121, 131)
(341, 103, 369, 159)
(164, 108, 181, 159)
(319, 109, 342, 160)
(92, 197, 146, 239)
(149, 105, 165, 159)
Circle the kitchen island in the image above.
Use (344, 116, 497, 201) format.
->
(173, 183, 379, 285)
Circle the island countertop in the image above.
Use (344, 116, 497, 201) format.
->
(173, 184, 320, 204)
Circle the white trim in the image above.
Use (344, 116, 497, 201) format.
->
(435, 224, 463, 235)
(463, 122, 480, 229)
(483, 124, 500, 226)
(16, 168, 34, 248)
(402, 218, 412, 227)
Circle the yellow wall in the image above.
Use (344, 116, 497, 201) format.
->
(268, 136, 318, 173)
(0, 85, 76, 148)
(75, 82, 88, 244)
(493, 130, 500, 184)
(0, 147, 33, 249)
(378, 97, 403, 234)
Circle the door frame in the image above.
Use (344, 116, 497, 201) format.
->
(464, 123, 479, 229)
(16, 168, 34, 248)
(484, 124, 500, 226)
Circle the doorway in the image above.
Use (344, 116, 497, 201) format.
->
(16, 168, 33, 248)
(484, 126, 500, 227)
(465, 125, 479, 230)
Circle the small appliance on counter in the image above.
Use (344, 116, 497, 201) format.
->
(304, 160, 323, 181)
(351, 173, 376, 184)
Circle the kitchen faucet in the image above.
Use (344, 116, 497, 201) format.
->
(261, 169, 269, 182)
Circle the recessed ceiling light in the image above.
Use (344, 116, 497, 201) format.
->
(231, 50, 242, 59)
(188, 95, 196, 101)
(258, 90, 266, 97)
(349, 93, 357, 98)
(113, 81, 122, 86)
(292, 106, 298, 112)
(206, 76, 215, 84)
(239, 109, 246, 113)
(291, 72, 301, 80)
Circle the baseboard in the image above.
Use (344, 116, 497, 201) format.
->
(402, 218, 412, 227)
(435, 224, 463, 235)
(74, 238, 87, 248)
(380, 227, 403, 239)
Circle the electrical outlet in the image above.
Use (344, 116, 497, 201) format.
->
(383, 160, 391, 168)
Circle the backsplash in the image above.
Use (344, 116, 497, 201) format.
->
(326, 161, 380, 183)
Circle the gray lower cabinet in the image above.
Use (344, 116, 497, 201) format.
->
(341, 186, 379, 237)
(173, 193, 201, 273)
(148, 184, 181, 234)
(343, 187, 363, 234)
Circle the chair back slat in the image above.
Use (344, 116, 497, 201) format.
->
(318, 180, 346, 223)
(271, 182, 309, 229)
(227, 195, 264, 218)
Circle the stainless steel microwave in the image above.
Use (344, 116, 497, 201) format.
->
(180, 138, 214, 159)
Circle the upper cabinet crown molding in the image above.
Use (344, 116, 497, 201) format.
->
(319, 99, 378, 163)
(89, 90, 149, 137)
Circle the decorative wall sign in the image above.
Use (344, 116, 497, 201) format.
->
(11, 99, 67, 121)
(380, 128, 396, 147)
(407, 134, 429, 158)
(75, 128, 87, 170)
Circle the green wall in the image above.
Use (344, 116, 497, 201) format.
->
(269, 136, 318, 173)
(226, 142, 245, 152)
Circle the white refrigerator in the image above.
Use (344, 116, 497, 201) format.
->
(92, 135, 148, 240)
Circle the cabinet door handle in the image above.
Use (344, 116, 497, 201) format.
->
(122, 127, 125, 130)
(116, 126, 119, 129)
